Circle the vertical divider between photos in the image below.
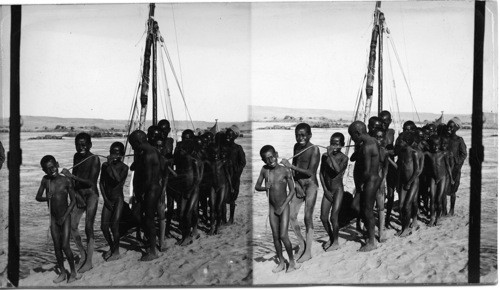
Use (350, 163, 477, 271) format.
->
(468, 0, 485, 284)
(8, 5, 22, 287)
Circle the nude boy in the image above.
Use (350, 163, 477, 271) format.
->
(37, 155, 80, 283)
(378, 111, 397, 229)
(255, 145, 299, 273)
(61, 133, 100, 273)
(348, 121, 381, 251)
(395, 131, 420, 237)
(128, 130, 163, 261)
(99, 142, 129, 261)
(280, 123, 320, 262)
(424, 135, 454, 226)
(319, 133, 348, 251)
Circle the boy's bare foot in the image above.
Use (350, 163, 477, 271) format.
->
(411, 221, 421, 230)
(53, 271, 67, 284)
(428, 218, 436, 227)
(107, 252, 121, 262)
(272, 262, 286, 273)
(359, 243, 377, 252)
(140, 252, 159, 261)
(78, 262, 93, 273)
(103, 249, 113, 260)
(322, 241, 332, 250)
(325, 242, 340, 252)
(76, 252, 86, 271)
(208, 227, 216, 236)
(297, 251, 311, 263)
(180, 236, 194, 246)
(379, 231, 387, 243)
(398, 228, 412, 237)
(67, 273, 82, 283)
(295, 241, 306, 258)
(286, 261, 301, 273)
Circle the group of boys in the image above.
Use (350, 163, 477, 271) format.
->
(256, 110, 466, 273)
(36, 119, 246, 283)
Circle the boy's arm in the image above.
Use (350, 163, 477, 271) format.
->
(319, 162, 329, 193)
(99, 165, 113, 210)
(457, 137, 467, 166)
(223, 162, 233, 191)
(362, 144, 375, 181)
(62, 168, 93, 188)
(58, 178, 76, 225)
(445, 153, 454, 184)
(275, 169, 296, 215)
(381, 154, 389, 180)
(404, 151, 420, 190)
(35, 177, 48, 202)
(238, 146, 246, 173)
(281, 147, 320, 177)
(254, 167, 268, 192)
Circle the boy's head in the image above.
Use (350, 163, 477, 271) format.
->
(109, 142, 125, 163)
(436, 123, 448, 137)
(348, 121, 367, 144)
(128, 130, 148, 150)
(330, 132, 345, 153)
(295, 123, 312, 146)
(158, 119, 171, 136)
(181, 129, 195, 141)
(179, 139, 196, 156)
(447, 117, 461, 136)
(402, 120, 416, 132)
(155, 138, 165, 153)
(397, 131, 415, 148)
(260, 145, 278, 168)
(40, 155, 59, 177)
(373, 128, 385, 147)
(428, 135, 441, 153)
(378, 110, 392, 131)
(440, 135, 450, 151)
(413, 128, 424, 144)
(427, 123, 437, 135)
(147, 125, 162, 145)
(226, 125, 240, 143)
(75, 132, 92, 155)
(368, 116, 383, 136)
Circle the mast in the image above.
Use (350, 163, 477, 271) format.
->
(363, 1, 381, 123)
(8, 5, 22, 287)
(152, 20, 159, 126)
(468, 0, 485, 283)
(138, 4, 156, 131)
(378, 12, 385, 115)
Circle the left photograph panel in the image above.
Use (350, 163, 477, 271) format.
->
(0, 3, 252, 286)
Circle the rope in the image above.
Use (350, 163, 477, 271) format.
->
(158, 32, 195, 130)
(171, 4, 185, 94)
(388, 34, 420, 122)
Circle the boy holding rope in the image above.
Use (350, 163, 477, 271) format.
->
(36, 155, 80, 283)
(280, 123, 320, 262)
(255, 145, 299, 273)
(61, 133, 100, 273)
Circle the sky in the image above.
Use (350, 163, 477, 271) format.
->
(0, 1, 498, 123)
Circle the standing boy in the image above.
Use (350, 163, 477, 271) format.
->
(36, 155, 80, 283)
(225, 125, 246, 224)
(62, 133, 100, 273)
(446, 117, 467, 215)
(99, 142, 129, 261)
(255, 145, 299, 273)
(348, 121, 381, 251)
(281, 123, 320, 262)
(319, 133, 348, 251)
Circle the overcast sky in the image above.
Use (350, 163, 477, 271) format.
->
(0, 1, 498, 122)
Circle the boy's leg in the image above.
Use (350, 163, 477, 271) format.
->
(229, 176, 240, 224)
(79, 193, 98, 273)
(100, 206, 113, 260)
(428, 180, 437, 226)
(141, 186, 161, 261)
(208, 187, 217, 235)
(51, 218, 67, 283)
(62, 217, 80, 283)
(326, 188, 344, 251)
(108, 197, 124, 261)
(319, 195, 333, 250)
(280, 205, 300, 272)
(178, 196, 189, 244)
(434, 179, 447, 225)
(400, 180, 419, 236)
(70, 207, 85, 270)
(298, 183, 318, 263)
(375, 186, 386, 242)
(289, 185, 305, 259)
(157, 194, 167, 251)
(269, 206, 285, 273)
(180, 187, 200, 246)
(360, 176, 381, 251)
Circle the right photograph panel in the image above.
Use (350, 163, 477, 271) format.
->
(251, 1, 497, 284)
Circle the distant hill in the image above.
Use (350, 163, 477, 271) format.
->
(251, 105, 498, 128)
(0, 116, 251, 133)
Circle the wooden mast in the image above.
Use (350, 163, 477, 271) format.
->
(8, 5, 22, 287)
(138, 4, 156, 131)
(152, 20, 159, 126)
(363, 1, 381, 123)
(378, 11, 384, 115)
(468, 0, 485, 283)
